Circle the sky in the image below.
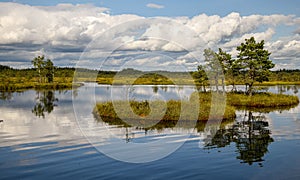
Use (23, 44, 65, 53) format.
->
(0, 0, 300, 71)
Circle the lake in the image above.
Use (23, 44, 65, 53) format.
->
(1, 84, 300, 179)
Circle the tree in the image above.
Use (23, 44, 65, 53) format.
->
(31, 55, 55, 83)
(193, 65, 208, 92)
(216, 48, 232, 92)
(32, 55, 45, 83)
(203, 48, 224, 93)
(45, 59, 54, 83)
(228, 60, 242, 92)
(216, 48, 242, 92)
(237, 37, 274, 95)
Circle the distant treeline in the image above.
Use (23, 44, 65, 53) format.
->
(1, 64, 300, 84)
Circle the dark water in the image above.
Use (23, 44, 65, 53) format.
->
(1, 84, 300, 179)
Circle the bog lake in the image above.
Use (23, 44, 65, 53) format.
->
(1, 84, 300, 179)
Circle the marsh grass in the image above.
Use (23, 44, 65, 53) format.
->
(94, 92, 236, 125)
(0, 80, 82, 91)
(227, 92, 299, 108)
(0, 83, 81, 91)
(253, 81, 300, 86)
(94, 91, 299, 129)
(95, 75, 300, 86)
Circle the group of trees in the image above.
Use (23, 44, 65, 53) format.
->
(31, 55, 55, 83)
(195, 37, 275, 95)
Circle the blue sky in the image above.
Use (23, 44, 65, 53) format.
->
(2, 0, 300, 17)
(0, 0, 299, 70)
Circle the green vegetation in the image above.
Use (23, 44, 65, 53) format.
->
(0, 56, 82, 91)
(197, 37, 274, 95)
(227, 92, 299, 107)
(236, 37, 274, 95)
(31, 55, 55, 83)
(94, 91, 299, 128)
(2, 65, 300, 90)
(94, 69, 194, 85)
(94, 92, 236, 123)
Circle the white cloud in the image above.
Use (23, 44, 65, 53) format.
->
(0, 2, 299, 70)
(146, 3, 164, 9)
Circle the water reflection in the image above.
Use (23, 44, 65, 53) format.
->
(205, 111, 274, 166)
(92, 84, 300, 165)
(97, 113, 234, 133)
(97, 110, 274, 165)
(98, 104, 281, 166)
(277, 85, 299, 95)
(152, 86, 159, 94)
(1, 84, 300, 166)
(1, 84, 300, 180)
(0, 91, 13, 100)
(32, 90, 58, 118)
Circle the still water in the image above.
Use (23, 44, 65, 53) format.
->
(1, 84, 300, 179)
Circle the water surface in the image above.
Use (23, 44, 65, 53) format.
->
(1, 85, 300, 179)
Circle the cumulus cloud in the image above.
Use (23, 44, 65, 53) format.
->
(146, 3, 164, 9)
(0, 2, 299, 70)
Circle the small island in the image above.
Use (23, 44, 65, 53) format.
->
(94, 92, 299, 125)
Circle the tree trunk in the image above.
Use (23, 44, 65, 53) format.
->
(215, 75, 219, 93)
(221, 77, 225, 93)
(38, 69, 41, 83)
(231, 82, 236, 92)
(248, 82, 254, 96)
(231, 75, 236, 92)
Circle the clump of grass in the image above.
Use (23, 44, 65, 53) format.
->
(0, 82, 82, 91)
(227, 92, 299, 108)
(94, 91, 299, 128)
(254, 81, 300, 86)
(94, 92, 236, 124)
(192, 92, 236, 121)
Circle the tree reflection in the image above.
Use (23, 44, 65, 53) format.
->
(277, 85, 299, 95)
(0, 91, 13, 100)
(292, 85, 299, 94)
(32, 90, 58, 118)
(152, 86, 159, 94)
(205, 111, 274, 166)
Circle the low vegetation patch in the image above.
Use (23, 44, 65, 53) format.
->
(94, 92, 299, 127)
(0, 82, 82, 91)
(94, 92, 236, 125)
(227, 92, 299, 108)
